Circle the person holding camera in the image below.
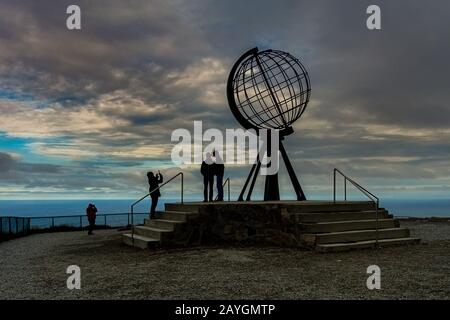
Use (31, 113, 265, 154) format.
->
(147, 170, 163, 219)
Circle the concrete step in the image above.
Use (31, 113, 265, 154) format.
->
(161, 210, 198, 222)
(302, 227, 410, 245)
(144, 218, 184, 231)
(165, 203, 200, 213)
(296, 210, 390, 223)
(134, 225, 172, 240)
(165, 201, 378, 214)
(122, 233, 159, 249)
(300, 219, 399, 233)
(286, 202, 377, 213)
(316, 237, 421, 253)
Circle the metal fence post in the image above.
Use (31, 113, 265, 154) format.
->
(51, 217, 55, 229)
(104, 215, 107, 226)
(80, 216, 83, 229)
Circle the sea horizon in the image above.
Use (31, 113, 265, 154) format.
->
(1, 198, 450, 218)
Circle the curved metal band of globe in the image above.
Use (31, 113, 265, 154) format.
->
(226, 47, 258, 131)
(227, 47, 310, 201)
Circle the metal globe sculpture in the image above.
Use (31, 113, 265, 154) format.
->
(227, 47, 311, 201)
(229, 48, 311, 135)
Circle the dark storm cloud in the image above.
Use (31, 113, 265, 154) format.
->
(0, 152, 60, 174)
(0, 152, 63, 190)
(0, 151, 152, 195)
(1, 0, 450, 197)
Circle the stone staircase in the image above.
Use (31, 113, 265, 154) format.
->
(298, 208, 420, 252)
(122, 210, 196, 249)
(122, 201, 420, 252)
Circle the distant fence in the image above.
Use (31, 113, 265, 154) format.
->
(28, 212, 149, 229)
(0, 212, 149, 242)
(0, 216, 31, 241)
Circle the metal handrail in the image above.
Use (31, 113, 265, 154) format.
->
(130, 172, 184, 245)
(215, 177, 231, 201)
(333, 168, 380, 247)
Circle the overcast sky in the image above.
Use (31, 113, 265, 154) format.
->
(1, 0, 450, 200)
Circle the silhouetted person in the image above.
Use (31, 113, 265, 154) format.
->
(213, 150, 225, 201)
(201, 152, 214, 202)
(147, 171, 163, 219)
(86, 203, 97, 235)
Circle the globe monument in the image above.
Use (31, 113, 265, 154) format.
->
(227, 47, 311, 201)
(123, 47, 419, 252)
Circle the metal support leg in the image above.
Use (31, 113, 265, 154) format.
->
(279, 141, 306, 201)
(238, 159, 258, 201)
(246, 160, 262, 201)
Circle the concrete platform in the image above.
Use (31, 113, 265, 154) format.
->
(122, 200, 420, 252)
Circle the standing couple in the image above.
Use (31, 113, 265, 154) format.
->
(201, 150, 225, 202)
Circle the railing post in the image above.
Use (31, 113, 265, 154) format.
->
(375, 200, 379, 248)
(181, 173, 184, 204)
(51, 217, 55, 229)
(333, 169, 336, 203)
(8, 217, 11, 236)
(344, 178, 347, 201)
(104, 215, 107, 227)
(228, 179, 230, 202)
(80, 216, 82, 229)
(131, 206, 134, 245)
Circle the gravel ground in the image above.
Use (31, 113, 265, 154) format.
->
(1, 220, 449, 300)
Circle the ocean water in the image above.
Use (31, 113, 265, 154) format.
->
(380, 199, 450, 218)
(0, 199, 179, 229)
(0, 198, 449, 229)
